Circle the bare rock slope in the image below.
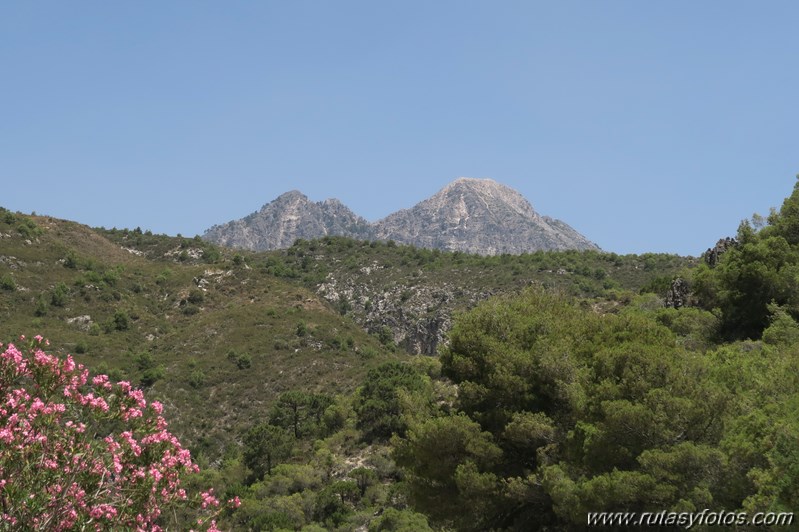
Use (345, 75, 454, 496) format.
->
(203, 190, 372, 251)
(203, 178, 598, 254)
(374, 178, 598, 253)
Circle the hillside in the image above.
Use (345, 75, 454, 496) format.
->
(0, 205, 716, 531)
(0, 207, 692, 448)
(203, 177, 600, 255)
(0, 210, 405, 456)
(264, 236, 694, 354)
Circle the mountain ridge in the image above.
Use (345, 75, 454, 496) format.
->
(204, 178, 599, 254)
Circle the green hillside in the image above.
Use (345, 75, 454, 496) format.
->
(0, 210, 405, 458)
(8, 183, 799, 531)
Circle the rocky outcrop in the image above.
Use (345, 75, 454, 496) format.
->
(317, 264, 495, 355)
(665, 277, 691, 309)
(704, 237, 738, 267)
(203, 178, 599, 255)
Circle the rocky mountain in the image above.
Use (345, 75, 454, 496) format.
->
(203, 178, 599, 254)
(203, 190, 372, 250)
(374, 178, 598, 253)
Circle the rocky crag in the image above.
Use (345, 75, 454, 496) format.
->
(203, 178, 599, 255)
(203, 191, 372, 251)
(316, 261, 497, 355)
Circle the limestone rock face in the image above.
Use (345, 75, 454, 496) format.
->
(203, 191, 372, 250)
(203, 178, 599, 254)
(374, 178, 598, 253)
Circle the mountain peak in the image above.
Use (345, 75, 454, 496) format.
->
(448, 176, 498, 187)
(374, 179, 595, 254)
(271, 189, 308, 202)
(203, 178, 598, 254)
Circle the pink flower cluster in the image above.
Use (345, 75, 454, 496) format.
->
(0, 336, 235, 531)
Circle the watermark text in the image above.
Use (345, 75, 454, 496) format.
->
(587, 509, 794, 528)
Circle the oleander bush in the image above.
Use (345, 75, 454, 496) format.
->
(0, 336, 239, 530)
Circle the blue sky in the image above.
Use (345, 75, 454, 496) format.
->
(2, 1, 798, 255)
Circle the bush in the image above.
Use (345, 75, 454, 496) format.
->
(0, 274, 15, 291)
(188, 289, 205, 305)
(16, 219, 42, 239)
(34, 295, 48, 317)
(51, 282, 69, 307)
(227, 350, 252, 369)
(140, 366, 166, 387)
(113, 310, 129, 331)
(189, 369, 206, 389)
(235, 353, 251, 369)
(202, 248, 221, 263)
(0, 336, 238, 529)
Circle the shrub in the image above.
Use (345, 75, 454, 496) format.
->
(235, 353, 251, 370)
(202, 248, 221, 263)
(140, 366, 166, 387)
(16, 219, 42, 239)
(188, 290, 205, 305)
(0, 336, 238, 530)
(51, 282, 69, 307)
(34, 295, 48, 317)
(226, 350, 251, 369)
(112, 310, 129, 331)
(0, 274, 15, 291)
(102, 269, 120, 287)
(189, 369, 206, 389)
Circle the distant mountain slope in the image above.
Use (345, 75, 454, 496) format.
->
(203, 178, 599, 254)
(203, 190, 373, 250)
(374, 178, 598, 253)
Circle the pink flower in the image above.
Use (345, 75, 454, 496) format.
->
(0, 336, 229, 529)
(199, 489, 219, 509)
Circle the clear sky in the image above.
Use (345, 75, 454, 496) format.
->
(2, 1, 798, 256)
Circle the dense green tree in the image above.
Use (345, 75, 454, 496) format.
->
(270, 391, 311, 439)
(354, 362, 430, 441)
(368, 508, 433, 532)
(350, 467, 378, 497)
(269, 391, 335, 439)
(397, 289, 731, 528)
(243, 423, 294, 481)
(694, 178, 799, 339)
(393, 414, 503, 530)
